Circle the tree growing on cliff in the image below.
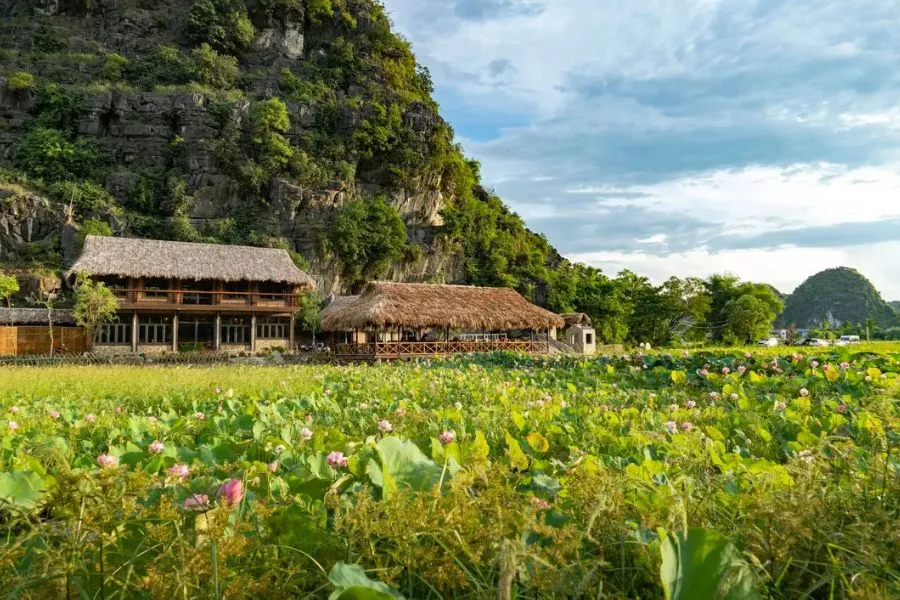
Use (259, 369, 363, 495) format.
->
(328, 198, 408, 287)
(72, 274, 118, 347)
(186, 0, 255, 56)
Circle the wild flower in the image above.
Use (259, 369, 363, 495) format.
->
(681, 422, 694, 432)
(299, 427, 313, 441)
(8, 420, 18, 431)
(530, 496, 550, 511)
(49, 410, 60, 419)
(97, 453, 118, 468)
(685, 400, 697, 409)
(439, 430, 456, 445)
(167, 464, 190, 480)
(84, 414, 96, 423)
(664, 421, 678, 434)
(182, 494, 210, 510)
(217, 479, 244, 507)
(799, 388, 809, 397)
(326, 451, 348, 468)
(377, 419, 393, 433)
(149, 440, 165, 454)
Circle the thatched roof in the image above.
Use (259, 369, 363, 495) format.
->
(67, 236, 315, 286)
(0, 308, 76, 326)
(562, 312, 593, 327)
(320, 282, 564, 331)
(320, 294, 360, 322)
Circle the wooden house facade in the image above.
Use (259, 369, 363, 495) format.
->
(67, 236, 315, 354)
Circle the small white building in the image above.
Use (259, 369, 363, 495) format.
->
(561, 313, 597, 355)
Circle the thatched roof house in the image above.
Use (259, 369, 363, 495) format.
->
(561, 312, 593, 327)
(67, 236, 315, 285)
(321, 282, 564, 331)
(0, 308, 77, 326)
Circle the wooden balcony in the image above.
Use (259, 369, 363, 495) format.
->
(111, 288, 298, 314)
(333, 340, 551, 360)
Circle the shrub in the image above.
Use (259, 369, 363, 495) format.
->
(190, 43, 239, 89)
(186, 0, 255, 56)
(14, 127, 99, 181)
(33, 82, 85, 132)
(48, 181, 116, 214)
(327, 197, 409, 284)
(101, 53, 129, 81)
(75, 217, 113, 249)
(128, 46, 193, 90)
(7, 71, 35, 91)
(250, 98, 294, 172)
(307, 0, 334, 23)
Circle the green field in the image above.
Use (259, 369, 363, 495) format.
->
(1, 348, 898, 599)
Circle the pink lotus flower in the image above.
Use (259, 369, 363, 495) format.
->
(439, 430, 456, 445)
(698, 369, 709, 377)
(530, 496, 550, 511)
(837, 403, 847, 414)
(182, 494, 210, 510)
(148, 440, 165, 454)
(681, 422, 694, 432)
(774, 401, 787, 411)
(299, 427, 313, 441)
(668, 403, 679, 412)
(811, 361, 819, 369)
(195, 412, 205, 421)
(799, 388, 809, 397)
(97, 453, 118, 468)
(167, 464, 190, 480)
(326, 451, 348, 468)
(217, 479, 244, 507)
(84, 414, 96, 423)
(685, 400, 697, 409)
(730, 393, 739, 401)
(560, 400, 567, 409)
(148, 416, 157, 425)
(737, 365, 746, 373)
(377, 419, 393, 433)
(840, 361, 850, 369)
(709, 392, 719, 400)
(664, 421, 678, 434)
(721, 367, 730, 375)
(395, 407, 407, 417)
(9, 406, 19, 414)
(267, 461, 278, 473)
(744, 352, 752, 359)
(49, 410, 60, 420)
(8, 420, 18, 432)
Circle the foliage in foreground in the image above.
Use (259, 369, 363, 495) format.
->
(0, 348, 898, 598)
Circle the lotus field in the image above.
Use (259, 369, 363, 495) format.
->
(1, 349, 899, 599)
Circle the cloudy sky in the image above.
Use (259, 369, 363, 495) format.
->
(381, 0, 900, 299)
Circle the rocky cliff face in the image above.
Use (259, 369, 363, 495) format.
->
(0, 0, 465, 293)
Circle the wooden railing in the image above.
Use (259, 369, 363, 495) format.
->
(334, 340, 550, 359)
(111, 289, 298, 309)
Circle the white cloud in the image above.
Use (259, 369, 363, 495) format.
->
(636, 234, 668, 245)
(568, 242, 900, 298)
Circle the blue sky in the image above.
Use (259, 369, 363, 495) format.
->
(381, 0, 900, 299)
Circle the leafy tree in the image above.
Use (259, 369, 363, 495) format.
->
(72, 273, 119, 345)
(623, 275, 710, 347)
(49, 180, 116, 214)
(8, 71, 34, 91)
(306, 0, 334, 23)
(191, 43, 239, 89)
(295, 289, 322, 346)
(724, 295, 775, 344)
(704, 275, 782, 344)
(186, 0, 255, 56)
(76, 218, 113, 249)
(0, 274, 20, 320)
(250, 98, 294, 172)
(14, 127, 99, 181)
(328, 198, 408, 286)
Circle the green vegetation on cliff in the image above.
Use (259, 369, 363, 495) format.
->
(778, 267, 897, 329)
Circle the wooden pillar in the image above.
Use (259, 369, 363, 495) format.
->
(250, 313, 257, 352)
(215, 313, 222, 352)
(131, 311, 138, 353)
(289, 313, 296, 351)
(172, 312, 179, 352)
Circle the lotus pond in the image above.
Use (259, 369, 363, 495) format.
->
(1, 349, 898, 599)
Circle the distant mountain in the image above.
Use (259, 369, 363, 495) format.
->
(777, 267, 897, 328)
(890, 301, 900, 312)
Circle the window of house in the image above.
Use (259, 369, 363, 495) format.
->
(257, 317, 289, 339)
(96, 318, 131, 345)
(221, 317, 249, 344)
(181, 279, 214, 305)
(585, 333, 594, 344)
(99, 276, 130, 299)
(139, 315, 172, 344)
(223, 281, 248, 303)
(258, 281, 286, 303)
(142, 278, 170, 300)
